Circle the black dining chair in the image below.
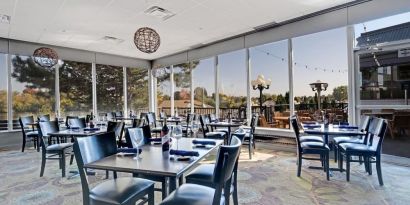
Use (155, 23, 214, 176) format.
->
(332, 115, 371, 162)
(38, 114, 51, 122)
(19, 116, 39, 152)
(181, 113, 194, 137)
(65, 116, 79, 128)
(115, 111, 123, 118)
(68, 118, 87, 129)
(295, 115, 325, 143)
(185, 131, 246, 205)
(73, 132, 155, 205)
(146, 112, 162, 135)
(199, 115, 226, 140)
(107, 112, 116, 121)
(107, 121, 125, 147)
(338, 117, 387, 186)
(161, 136, 242, 205)
(243, 114, 258, 159)
(38, 121, 74, 177)
(290, 116, 330, 180)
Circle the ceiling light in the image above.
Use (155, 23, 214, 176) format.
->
(134, 27, 161, 54)
(32, 47, 59, 68)
(0, 14, 11, 24)
(144, 6, 175, 21)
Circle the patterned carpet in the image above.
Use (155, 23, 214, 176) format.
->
(1, 146, 410, 205)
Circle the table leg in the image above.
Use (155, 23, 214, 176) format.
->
(179, 174, 184, 186)
(169, 177, 178, 193)
(227, 127, 232, 145)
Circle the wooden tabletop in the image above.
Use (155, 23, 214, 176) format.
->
(49, 128, 108, 137)
(84, 138, 223, 177)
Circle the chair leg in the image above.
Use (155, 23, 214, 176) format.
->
(61, 152, 66, 177)
(248, 141, 252, 159)
(70, 154, 74, 165)
(37, 138, 41, 152)
(368, 157, 372, 175)
(376, 155, 383, 186)
(148, 186, 155, 205)
(40, 153, 46, 177)
(233, 176, 238, 205)
(224, 178, 231, 205)
(333, 143, 337, 163)
(346, 155, 350, 182)
(21, 137, 26, 152)
(325, 152, 330, 181)
(161, 178, 168, 200)
(297, 154, 302, 177)
(105, 170, 109, 179)
(338, 151, 344, 172)
(113, 171, 117, 179)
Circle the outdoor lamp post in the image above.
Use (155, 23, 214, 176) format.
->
(309, 80, 328, 110)
(252, 75, 272, 114)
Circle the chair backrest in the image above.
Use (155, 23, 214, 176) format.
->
(38, 114, 50, 122)
(290, 115, 302, 153)
(210, 114, 217, 122)
(212, 136, 241, 205)
(107, 121, 125, 140)
(115, 111, 123, 118)
(146, 112, 157, 127)
(65, 116, 79, 127)
(160, 112, 167, 119)
(359, 115, 371, 132)
(199, 115, 210, 134)
(73, 132, 118, 204)
(367, 118, 388, 154)
(68, 118, 87, 128)
(38, 121, 60, 151)
(106, 112, 115, 120)
(230, 128, 247, 144)
(250, 113, 258, 134)
(19, 116, 35, 130)
(186, 113, 194, 125)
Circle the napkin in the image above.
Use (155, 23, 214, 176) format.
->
(338, 125, 359, 129)
(302, 121, 316, 125)
(84, 128, 100, 131)
(70, 126, 80, 130)
(147, 138, 162, 143)
(192, 139, 216, 145)
(117, 148, 142, 154)
(303, 125, 321, 129)
(170, 149, 199, 157)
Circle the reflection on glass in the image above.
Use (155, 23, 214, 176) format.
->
(193, 58, 215, 115)
(11, 55, 56, 125)
(0, 54, 7, 131)
(156, 67, 171, 115)
(173, 63, 192, 116)
(127, 67, 149, 117)
(96, 64, 124, 114)
(60, 60, 92, 117)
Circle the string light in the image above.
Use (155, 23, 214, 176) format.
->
(254, 47, 348, 74)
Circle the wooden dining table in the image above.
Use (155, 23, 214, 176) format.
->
(208, 121, 243, 141)
(84, 138, 223, 197)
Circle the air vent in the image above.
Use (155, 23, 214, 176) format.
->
(144, 6, 175, 21)
(0, 14, 11, 24)
(101, 36, 124, 44)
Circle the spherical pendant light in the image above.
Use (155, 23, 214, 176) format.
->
(33, 47, 59, 67)
(134, 27, 160, 53)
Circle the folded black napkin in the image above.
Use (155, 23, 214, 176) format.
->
(338, 125, 359, 129)
(302, 121, 316, 125)
(303, 125, 321, 128)
(84, 127, 100, 131)
(192, 139, 216, 145)
(147, 138, 162, 143)
(170, 149, 199, 157)
(117, 148, 142, 154)
(70, 126, 80, 130)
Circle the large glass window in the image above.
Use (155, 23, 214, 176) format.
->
(156, 67, 171, 115)
(59, 60, 92, 117)
(173, 63, 191, 115)
(11, 55, 56, 124)
(0, 54, 7, 131)
(250, 40, 289, 128)
(293, 27, 349, 123)
(193, 58, 215, 115)
(219, 50, 246, 119)
(96, 64, 124, 115)
(127, 67, 149, 117)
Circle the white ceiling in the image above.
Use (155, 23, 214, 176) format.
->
(0, 0, 354, 60)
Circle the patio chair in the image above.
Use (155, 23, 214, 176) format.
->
(38, 114, 50, 122)
(68, 118, 87, 129)
(199, 115, 226, 140)
(107, 121, 125, 148)
(65, 116, 78, 128)
(73, 132, 155, 205)
(161, 136, 241, 205)
(19, 116, 39, 152)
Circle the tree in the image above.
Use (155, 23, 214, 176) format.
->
(332, 85, 348, 102)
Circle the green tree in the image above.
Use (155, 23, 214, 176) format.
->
(332, 85, 348, 102)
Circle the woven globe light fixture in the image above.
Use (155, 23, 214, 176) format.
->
(33, 47, 59, 67)
(134, 27, 160, 53)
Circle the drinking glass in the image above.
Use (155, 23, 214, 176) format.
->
(173, 125, 183, 150)
(129, 128, 144, 160)
(191, 120, 200, 138)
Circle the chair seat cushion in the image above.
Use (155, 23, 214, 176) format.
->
(299, 135, 323, 142)
(301, 142, 329, 150)
(339, 143, 375, 154)
(90, 177, 154, 205)
(26, 131, 38, 137)
(333, 137, 362, 144)
(160, 184, 215, 205)
(46, 143, 73, 151)
(205, 132, 226, 139)
(185, 164, 214, 187)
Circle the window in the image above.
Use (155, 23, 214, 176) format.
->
(127, 67, 149, 117)
(96, 64, 124, 115)
(173, 63, 191, 114)
(59, 60, 92, 117)
(156, 67, 171, 115)
(218, 50, 246, 119)
(0, 54, 7, 131)
(193, 58, 215, 114)
(250, 40, 289, 128)
(11, 55, 56, 124)
(293, 27, 349, 123)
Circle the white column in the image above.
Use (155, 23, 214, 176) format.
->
(123, 66, 128, 116)
(6, 54, 12, 131)
(246, 48, 252, 125)
(214, 56, 220, 118)
(190, 62, 194, 114)
(148, 67, 156, 113)
(346, 25, 356, 124)
(170, 65, 174, 116)
(55, 64, 60, 119)
(288, 39, 295, 118)
(92, 62, 97, 115)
